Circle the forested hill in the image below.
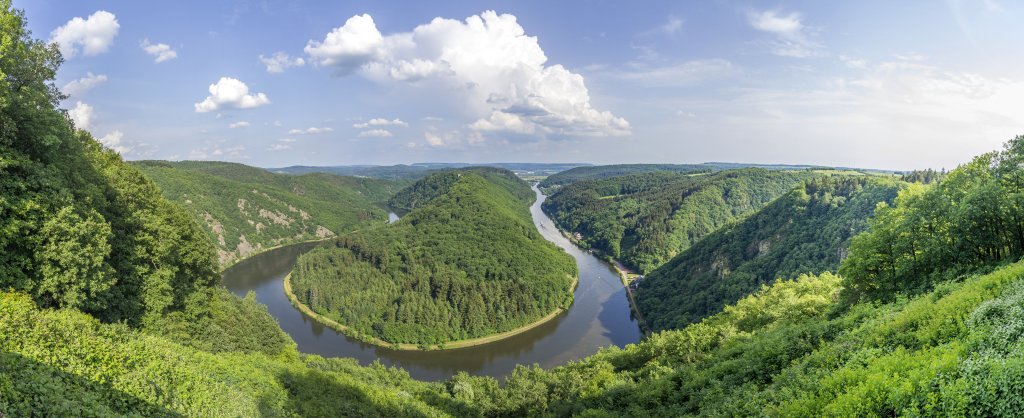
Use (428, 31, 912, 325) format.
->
(543, 169, 818, 273)
(133, 160, 409, 267)
(637, 175, 903, 330)
(538, 163, 711, 190)
(386, 166, 532, 211)
(290, 170, 577, 346)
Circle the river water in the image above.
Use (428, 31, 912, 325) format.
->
(221, 185, 642, 381)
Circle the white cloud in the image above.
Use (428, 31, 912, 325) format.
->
(749, 10, 802, 36)
(747, 10, 822, 58)
(304, 11, 630, 138)
(229, 121, 250, 128)
(140, 39, 177, 63)
(358, 129, 393, 138)
(353, 118, 407, 128)
(425, 132, 445, 147)
(98, 130, 128, 154)
(194, 77, 270, 113)
(62, 72, 107, 96)
(267, 143, 291, 151)
(260, 51, 305, 73)
(50, 11, 119, 58)
(304, 14, 383, 74)
(287, 127, 334, 134)
(67, 101, 94, 129)
(278, 137, 296, 142)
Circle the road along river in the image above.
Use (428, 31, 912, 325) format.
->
(222, 185, 642, 381)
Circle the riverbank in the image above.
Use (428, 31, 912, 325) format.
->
(219, 237, 332, 272)
(283, 273, 579, 351)
(554, 228, 653, 334)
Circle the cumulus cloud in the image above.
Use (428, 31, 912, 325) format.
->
(194, 77, 270, 113)
(287, 127, 334, 134)
(98, 130, 128, 154)
(140, 39, 177, 63)
(267, 143, 291, 151)
(358, 129, 393, 138)
(67, 101, 94, 129)
(229, 121, 250, 128)
(304, 11, 630, 138)
(353, 118, 407, 128)
(748, 10, 822, 58)
(62, 72, 107, 96)
(260, 52, 305, 73)
(50, 11, 119, 58)
(304, 14, 383, 74)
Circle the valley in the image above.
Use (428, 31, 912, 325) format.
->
(6, 2, 1024, 416)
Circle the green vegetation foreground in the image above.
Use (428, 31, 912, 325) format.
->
(289, 169, 578, 347)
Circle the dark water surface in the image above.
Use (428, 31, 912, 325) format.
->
(222, 185, 642, 381)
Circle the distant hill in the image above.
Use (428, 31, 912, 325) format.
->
(133, 160, 409, 267)
(543, 169, 818, 273)
(386, 166, 533, 211)
(290, 169, 577, 346)
(539, 162, 900, 191)
(269, 162, 590, 180)
(637, 175, 903, 330)
(538, 164, 712, 190)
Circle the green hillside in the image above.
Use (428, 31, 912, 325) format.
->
(386, 166, 533, 211)
(637, 175, 903, 330)
(543, 169, 817, 273)
(290, 170, 577, 346)
(133, 160, 409, 267)
(538, 164, 711, 190)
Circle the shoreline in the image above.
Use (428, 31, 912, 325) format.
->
(554, 225, 653, 335)
(283, 273, 579, 351)
(219, 238, 331, 272)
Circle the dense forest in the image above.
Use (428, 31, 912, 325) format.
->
(636, 175, 903, 330)
(538, 164, 711, 190)
(543, 169, 817, 272)
(386, 166, 533, 211)
(134, 160, 407, 267)
(290, 170, 577, 346)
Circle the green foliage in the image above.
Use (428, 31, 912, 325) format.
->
(0, 291, 467, 417)
(543, 169, 817, 272)
(538, 164, 711, 191)
(0, 3, 217, 326)
(134, 160, 409, 267)
(291, 170, 577, 345)
(387, 166, 533, 211)
(638, 176, 902, 330)
(840, 136, 1024, 303)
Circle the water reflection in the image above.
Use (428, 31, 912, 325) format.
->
(222, 185, 641, 381)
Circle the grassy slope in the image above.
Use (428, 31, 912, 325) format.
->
(133, 160, 409, 267)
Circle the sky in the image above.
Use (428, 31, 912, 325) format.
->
(18, 0, 1024, 170)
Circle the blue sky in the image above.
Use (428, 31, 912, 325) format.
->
(20, 0, 1024, 170)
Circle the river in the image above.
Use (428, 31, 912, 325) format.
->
(221, 185, 642, 381)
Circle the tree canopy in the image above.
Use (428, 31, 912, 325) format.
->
(291, 169, 577, 346)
